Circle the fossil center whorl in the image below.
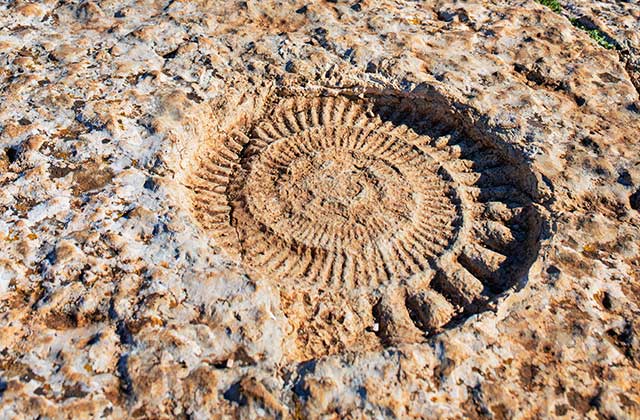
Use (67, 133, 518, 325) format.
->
(236, 126, 459, 256)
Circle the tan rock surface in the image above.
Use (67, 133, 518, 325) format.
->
(557, 0, 640, 92)
(0, 0, 639, 419)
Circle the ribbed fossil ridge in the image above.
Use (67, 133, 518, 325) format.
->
(188, 93, 542, 348)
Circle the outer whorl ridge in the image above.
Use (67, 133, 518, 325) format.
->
(187, 94, 542, 350)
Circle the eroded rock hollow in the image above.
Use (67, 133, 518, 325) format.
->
(187, 91, 545, 360)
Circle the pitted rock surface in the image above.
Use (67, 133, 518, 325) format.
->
(1, 0, 639, 419)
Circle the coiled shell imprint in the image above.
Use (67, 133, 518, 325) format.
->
(187, 94, 542, 356)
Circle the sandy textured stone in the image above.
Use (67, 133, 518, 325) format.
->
(0, 0, 639, 418)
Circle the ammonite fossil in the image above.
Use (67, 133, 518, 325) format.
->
(187, 93, 542, 353)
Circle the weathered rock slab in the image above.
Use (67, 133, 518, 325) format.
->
(0, 0, 639, 418)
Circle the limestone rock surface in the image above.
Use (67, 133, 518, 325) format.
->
(0, 0, 639, 419)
